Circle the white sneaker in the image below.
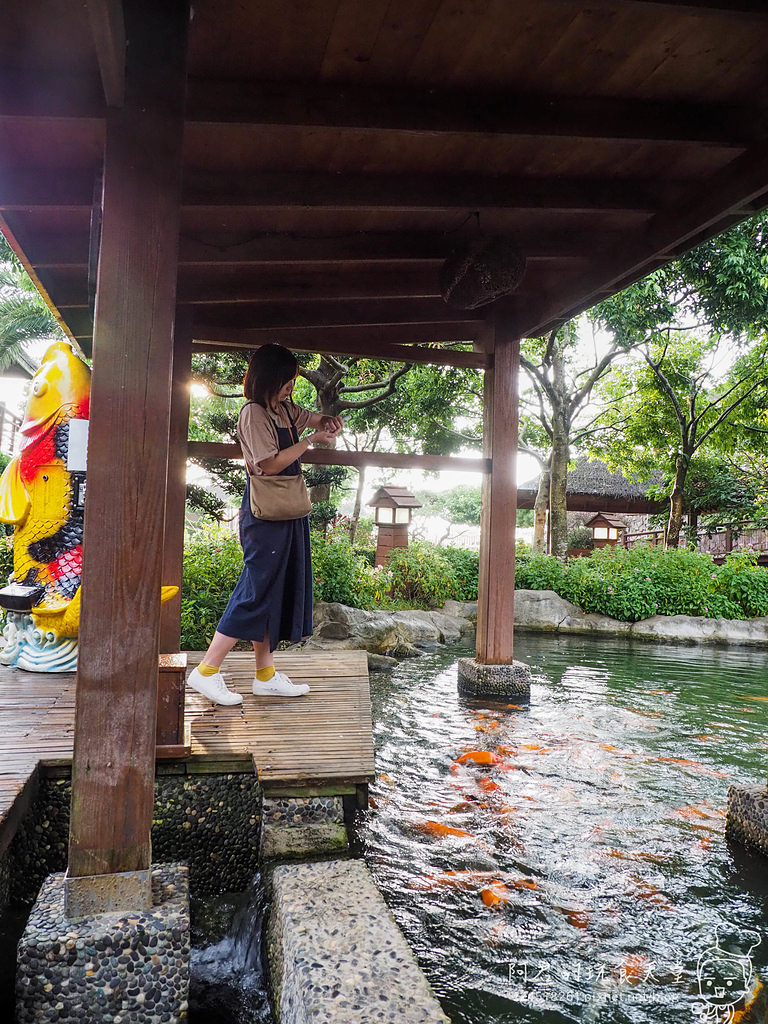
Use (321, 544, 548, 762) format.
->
(187, 666, 243, 706)
(252, 671, 310, 697)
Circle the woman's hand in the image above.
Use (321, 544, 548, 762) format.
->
(319, 415, 344, 435)
(308, 428, 338, 446)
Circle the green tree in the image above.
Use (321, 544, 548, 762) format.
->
(590, 334, 768, 547)
(188, 348, 484, 521)
(0, 235, 64, 367)
(520, 318, 637, 557)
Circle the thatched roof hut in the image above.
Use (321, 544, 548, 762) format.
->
(518, 457, 663, 513)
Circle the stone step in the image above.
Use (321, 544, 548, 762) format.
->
(267, 859, 450, 1023)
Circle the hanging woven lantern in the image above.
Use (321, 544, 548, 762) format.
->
(440, 236, 526, 309)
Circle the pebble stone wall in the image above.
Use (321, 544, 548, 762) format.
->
(457, 657, 532, 699)
(726, 784, 768, 855)
(260, 795, 348, 859)
(16, 863, 190, 1024)
(4, 772, 263, 904)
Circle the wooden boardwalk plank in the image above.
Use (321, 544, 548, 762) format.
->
(0, 649, 375, 842)
(186, 650, 375, 784)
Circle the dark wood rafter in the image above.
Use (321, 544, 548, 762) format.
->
(84, 0, 126, 107)
(548, 0, 768, 16)
(68, 0, 189, 891)
(193, 335, 489, 369)
(183, 78, 763, 148)
(193, 323, 484, 352)
(3, 73, 762, 149)
(20, 227, 597, 270)
(0, 168, 671, 214)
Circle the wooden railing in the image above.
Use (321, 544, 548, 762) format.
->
(623, 522, 768, 558)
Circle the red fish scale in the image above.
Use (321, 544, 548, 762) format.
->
(49, 547, 82, 583)
(19, 427, 57, 483)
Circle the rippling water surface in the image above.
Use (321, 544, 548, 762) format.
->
(359, 634, 768, 1023)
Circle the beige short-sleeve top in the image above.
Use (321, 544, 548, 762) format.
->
(238, 401, 314, 476)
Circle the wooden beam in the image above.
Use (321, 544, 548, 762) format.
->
(475, 327, 519, 664)
(160, 311, 193, 653)
(193, 335, 488, 369)
(183, 77, 761, 147)
(549, 0, 768, 17)
(4, 71, 759, 148)
(68, 0, 188, 892)
(84, 0, 126, 107)
(188, 441, 490, 475)
(183, 169, 665, 214)
(190, 299, 487, 332)
(512, 143, 768, 338)
(26, 227, 598, 270)
(0, 167, 668, 214)
(193, 322, 484, 353)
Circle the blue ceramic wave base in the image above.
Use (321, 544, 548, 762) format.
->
(0, 612, 78, 672)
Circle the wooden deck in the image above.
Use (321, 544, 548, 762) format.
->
(185, 650, 375, 786)
(0, 650, 374, 844)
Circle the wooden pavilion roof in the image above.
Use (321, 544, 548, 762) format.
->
(3, 1, 768, 360)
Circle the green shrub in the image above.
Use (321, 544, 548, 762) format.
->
(515, 552, 566, 592)
(567, 525, 594, 550)
(310, 531, 387, 607)
(440, 546, 479, 601)
(513, 544, 767, 622)
(181, 526, 244, 649)
(387, 541, 458, 607)
(715, 549, 768, 618)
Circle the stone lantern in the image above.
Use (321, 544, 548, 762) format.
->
(368, 486, 422, 565)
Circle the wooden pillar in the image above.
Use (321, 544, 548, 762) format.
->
(67, 0, 189, 909)
(475, 324, 519, 664)
(160, 309, 193, 653)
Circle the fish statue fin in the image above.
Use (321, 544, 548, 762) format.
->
(0, 457, 31, 524)
(161, 586, 179, 604)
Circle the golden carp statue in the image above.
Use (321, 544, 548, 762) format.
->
(0, 341, 176, 671)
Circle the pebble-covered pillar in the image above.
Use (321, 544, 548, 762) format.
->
(726, 784, 768, 856)
(16, 865, 190, 1024)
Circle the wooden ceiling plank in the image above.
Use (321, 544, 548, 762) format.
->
(182, 77, 760, 148)
(84, 0, 126, 107)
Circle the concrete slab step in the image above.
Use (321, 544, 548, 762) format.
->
(267, 859, 450, 1023)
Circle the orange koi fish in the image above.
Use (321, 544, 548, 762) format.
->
(481, 881, 510, 907)
(478, 777, 502, 794)
(408, 869, 498, 891)
(455, 750, 500, 766)
(417, 820, 474, 839)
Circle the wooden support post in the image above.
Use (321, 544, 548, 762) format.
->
(475, 326, 520, 664)
(67, 0, 189, 911)
(160, 309, 193, 654)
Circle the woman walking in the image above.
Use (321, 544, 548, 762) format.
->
(187, 344, 342, 705)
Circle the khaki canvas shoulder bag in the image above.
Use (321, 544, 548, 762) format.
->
(243, 403, 312, 521)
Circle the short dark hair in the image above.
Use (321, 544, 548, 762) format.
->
(243, 344, 298, 407)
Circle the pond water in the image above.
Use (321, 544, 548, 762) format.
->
(360, 633, 768, 1024)
(2, 633, 768, 1023)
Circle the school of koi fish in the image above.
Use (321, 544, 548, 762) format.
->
(360, 634, 768, 1024)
